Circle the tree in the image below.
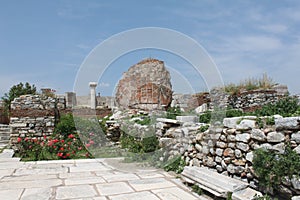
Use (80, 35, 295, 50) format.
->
(2, 82, 37, 111)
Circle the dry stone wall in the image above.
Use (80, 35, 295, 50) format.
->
(9, 94, 66, 148)
(155, 116, 300, 195)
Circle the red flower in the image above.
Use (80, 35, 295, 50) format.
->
(43, 135, 47, 139)
(57, 152, 63, 157)
(61, 139, 65, 143)
(60, 147, 64, 151)
(68, 134, 75, 139)
(86, 143, 91, 148)
(66, 153, 70, 157)
(17, 137, 22, 143)
(24, 137, 29, 142)
(89, 140, 95, 145)
(53, 139, 59, 143)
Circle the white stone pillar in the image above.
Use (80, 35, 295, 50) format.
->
(89, 82, 97, 109)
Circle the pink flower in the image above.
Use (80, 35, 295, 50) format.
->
(89, 140, 95, 145)
(68, 134, 75, 139)
(86, 143, 91, 148)
(17, 137, 22, 143)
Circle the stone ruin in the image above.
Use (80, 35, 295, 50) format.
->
(115, 58, 172, 110)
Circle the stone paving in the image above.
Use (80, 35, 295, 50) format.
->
(0, 149, 207, 200)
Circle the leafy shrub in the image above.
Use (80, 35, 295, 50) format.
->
(198, 125, 209, 132)
(226, 109, 244, 118)
(166, 106, 182, 119)
(199, 111, 211, 123)
(15, 133, 92, 161)
(54, 114, 76, 136)
(163, 155, 186, 174)
(120, 132, 159, 154)
(253, 146, 300, 193)
(255, 97, 299, 117)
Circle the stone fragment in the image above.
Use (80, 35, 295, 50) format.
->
(216, 148, 223, 157)
(236, 142, 250, 152)
(235, 133, 251, 143)
(236, 119, 256, 130)
(267, 131, 285, 143)
(291, 132, 300, 143)
(176, 116, 198, 123)
(251, 129, 266, 141)
(294, 145, 300, 154)
(195, 144, 202, 152)
(246, 152, 254, 163)
(223, 148, 234, 157)
(275, 117, 300, 130)
(235, 149, 243, 158)
(272, 143, 285, 153)
(216, 141, 226, 148)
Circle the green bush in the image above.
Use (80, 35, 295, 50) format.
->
(54, 114, 76, 136)
(166, 106, 182, 119)
(199, 111, 211, 123)
(163, 155, 186, 174)
(120, 132, 159, 154)
(253, 146, 300, 193)
(255, 97, 299, 117)
(198, 125, 209, 132)
(226, 109, 243, 118)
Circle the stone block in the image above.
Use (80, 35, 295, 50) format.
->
(276, 117, 300, 130)
(267, 131, 285, 143)
(176, 115, 198, 123)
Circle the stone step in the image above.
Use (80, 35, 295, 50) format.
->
(181, 166, 262, 199)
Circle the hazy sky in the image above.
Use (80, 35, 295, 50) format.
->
(1, 0, 300, 96)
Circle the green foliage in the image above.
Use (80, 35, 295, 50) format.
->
(54, 114, 76, 137)
(256, 117, 264, 129)
(199, 111, 211, 123)
(120, 132, 159, 154)
(227, 192, 233, 200)
(134, 116, 151, 125)
(1, 82, 37, 111)
(15, 132, 92, 161)
(198, 125, 209, 132)
(266, 116, 275, 126)
(252, 194, 277, 200)
(166, 106, 182, 119)
(226, 109, 244, 118)
(191, 184, 203, 195)
(253, 146, 300, 193)
(255, 97, 299, 117)
(163, 155, 186, 174)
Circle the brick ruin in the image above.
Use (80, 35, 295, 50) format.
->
(115, 58, 172, 110)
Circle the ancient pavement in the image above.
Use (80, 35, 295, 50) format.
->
(0, 149, 208, 200)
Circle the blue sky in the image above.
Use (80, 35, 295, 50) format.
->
(1, 0, 300, 97)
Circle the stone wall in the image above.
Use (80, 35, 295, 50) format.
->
(174, 87, 288, 112)
(9, 94, 66, 147)
(156, 116, 300, 195)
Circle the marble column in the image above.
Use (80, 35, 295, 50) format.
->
(89, 82, 97, 109)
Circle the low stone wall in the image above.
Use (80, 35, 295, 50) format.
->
(11, 95, 66, 110)
(10, 116, 55, 147)
(156, 116, 300, 195)
(173, 87, 288, 112)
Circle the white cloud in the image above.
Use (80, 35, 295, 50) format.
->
(259, 24, 288, 34)
(99, 82, 110, 87)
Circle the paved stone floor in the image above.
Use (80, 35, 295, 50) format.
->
(0, 149, 207, 200)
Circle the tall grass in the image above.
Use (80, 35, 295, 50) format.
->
(224, 73, 276, 94)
